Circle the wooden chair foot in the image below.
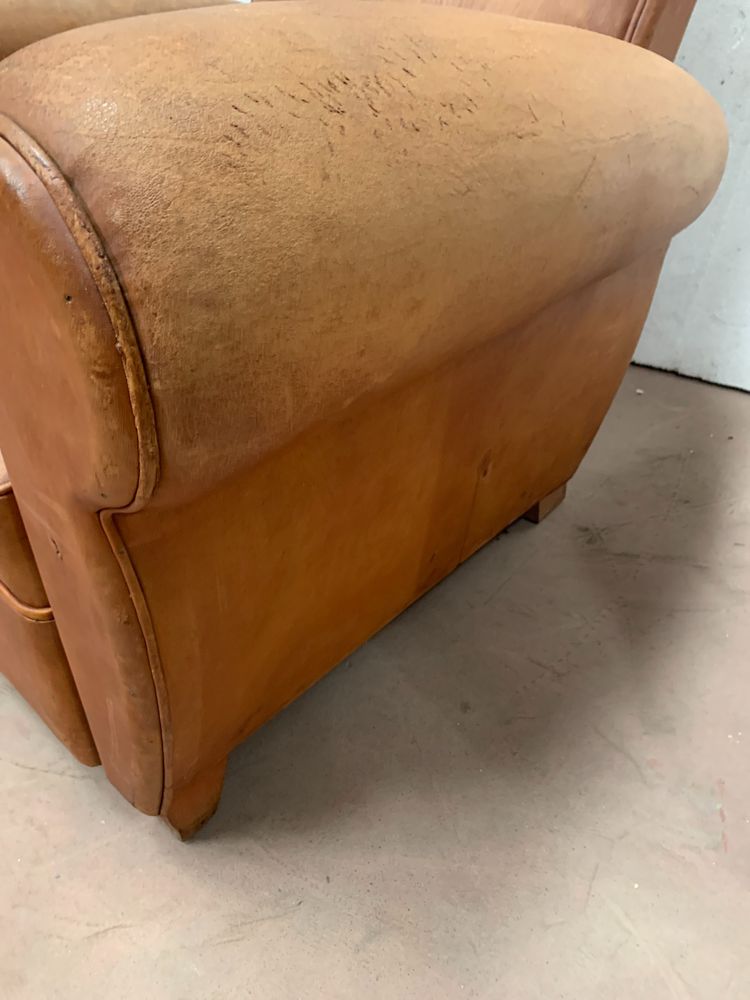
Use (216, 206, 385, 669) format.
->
(161, 758, 227, 840)
(523, 483, 567, 524)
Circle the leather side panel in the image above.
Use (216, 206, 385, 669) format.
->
(118, 254, 663, 799)
(0, 605, 98, 766)
(0, 134, 163, 811)
(0, 486, 97, 764)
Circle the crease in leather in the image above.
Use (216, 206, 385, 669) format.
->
(0, 114, 172, 811)
(625, 0, 650, 42)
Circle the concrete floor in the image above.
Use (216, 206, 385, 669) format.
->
(2, 366, 750, 999)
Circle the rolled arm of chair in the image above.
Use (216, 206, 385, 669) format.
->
(0, 0, 727, 506)
(0, 1, 726, 505)
(0, 1, 726, 813)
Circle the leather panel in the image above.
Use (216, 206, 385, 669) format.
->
(0, 136, 163, 811)
(0, 489, 51, 614)
(119, 254, 663, 795)
(0, 601, 98, 764)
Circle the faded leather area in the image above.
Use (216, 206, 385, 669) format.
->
(0, 2, 726, 509)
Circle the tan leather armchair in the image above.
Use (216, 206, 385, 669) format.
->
(0, 0, 725, 836)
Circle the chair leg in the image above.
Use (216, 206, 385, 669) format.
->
(161, 757, 227, 840)
(523, 483, 567, 524)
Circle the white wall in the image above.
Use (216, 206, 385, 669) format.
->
(634, 0, 750, 389)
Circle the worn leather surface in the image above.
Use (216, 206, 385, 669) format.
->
(362, 0, 697, 56)
(0, 0, 243, 59)
(0, 3, 725, 506)
(0, 3, 725, 822)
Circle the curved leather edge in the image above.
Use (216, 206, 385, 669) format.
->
(0, 116, 159, 507)
(99, 507, 173, 811)
(624, 0, 649, 42)
(0, 576, 53, 622)
(0, 116, 172, 811)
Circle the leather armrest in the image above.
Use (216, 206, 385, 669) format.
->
(0, 1, 726, 510)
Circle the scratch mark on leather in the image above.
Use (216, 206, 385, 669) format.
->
(574, 155, 598, 197)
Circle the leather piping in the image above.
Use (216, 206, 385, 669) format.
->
(0, 475, 53, 621)
(0, 117, 159, 502)
(625, 0, 652, 44)
(0, 115, 172, 812)
(0, 576, 54, 622)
